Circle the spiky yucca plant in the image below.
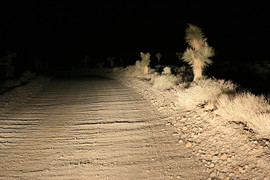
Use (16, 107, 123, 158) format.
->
(182, 24, 214, 81)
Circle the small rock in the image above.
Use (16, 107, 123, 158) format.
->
(242, 130, 250, 134)
(212, 155, 219, 163)
(209, 163, 215, 168)
(239, 167, 246, 174)
(174, 121, 182, 127)
(220, 153, 228, 160)
(210, 171, 216, 177)
(185, 142, 192, 148)
(182, 127, 188, 132)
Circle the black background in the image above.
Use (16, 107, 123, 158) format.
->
(1, 1, 269, 60)
(0, 1, 269, 94)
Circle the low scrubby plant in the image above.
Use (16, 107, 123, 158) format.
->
(215, 92, 270, 137)
(176, 78, 237, 110)
(152, 67, 178, 90)
(173, 65, 193, 82)
(19, 71, 36, 83)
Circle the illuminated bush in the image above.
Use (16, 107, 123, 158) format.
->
(177, 78, 237, 110)
(162, 66, 171, 75)
(173, 65, 193, 82)
(181, 24, 214, 81)
(152, 67, 178, 90)
(123, 52, 152, 77)
(215, 92, 270, 137)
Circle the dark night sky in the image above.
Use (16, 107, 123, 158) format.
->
(0, 1, 269, 63)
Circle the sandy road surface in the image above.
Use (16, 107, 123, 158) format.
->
(0, 76, 208, 179)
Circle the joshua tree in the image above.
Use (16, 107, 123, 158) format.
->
(107, 56, 115, 68)
(140, 52, 151, 74)
(0, 50, 16, 77)
(82, 55, 91, 69)
(181, 24, 214, 81)
(155, 52, 162, 64)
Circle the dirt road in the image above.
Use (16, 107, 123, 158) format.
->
(0, 76, 208, 179)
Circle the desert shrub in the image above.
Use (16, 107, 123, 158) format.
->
(152, 67, 178, 90)
(177, 78, 237, 110)
(152, 75, 178, 90)
(19, 71, 36, 83)
(215, 92, 270, 137)
(173, 65, 193, 82)
(33, 58, 49, 73)
(162, 66, 172, 75)
(123, 65, 142, 77)
(123, 52, 152, 77)
(96, 62, 104, 69)
(246, 60, 270, 78)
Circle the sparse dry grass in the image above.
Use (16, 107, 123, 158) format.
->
(122, 64, 145, 77)
(152, 74, 178, 90)
(176, 78, 236, 110)
(215, 92, 270, 137)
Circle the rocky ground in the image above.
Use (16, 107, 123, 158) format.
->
(104, 71, 270, 180)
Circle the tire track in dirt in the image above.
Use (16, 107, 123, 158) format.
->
(0, 76, 208, 179)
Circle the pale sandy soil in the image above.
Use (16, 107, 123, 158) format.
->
(0, 75, 208, 180)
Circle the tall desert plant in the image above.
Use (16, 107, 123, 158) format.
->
(82, 55, 91, 69)
(140, 52, 151, 74)
(0, 50, 16, 78)
(155, 52, 162, 64)
(123, 52, 151, 77)
(182, 24, 214, 81)
(107, 56, 115, 68)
